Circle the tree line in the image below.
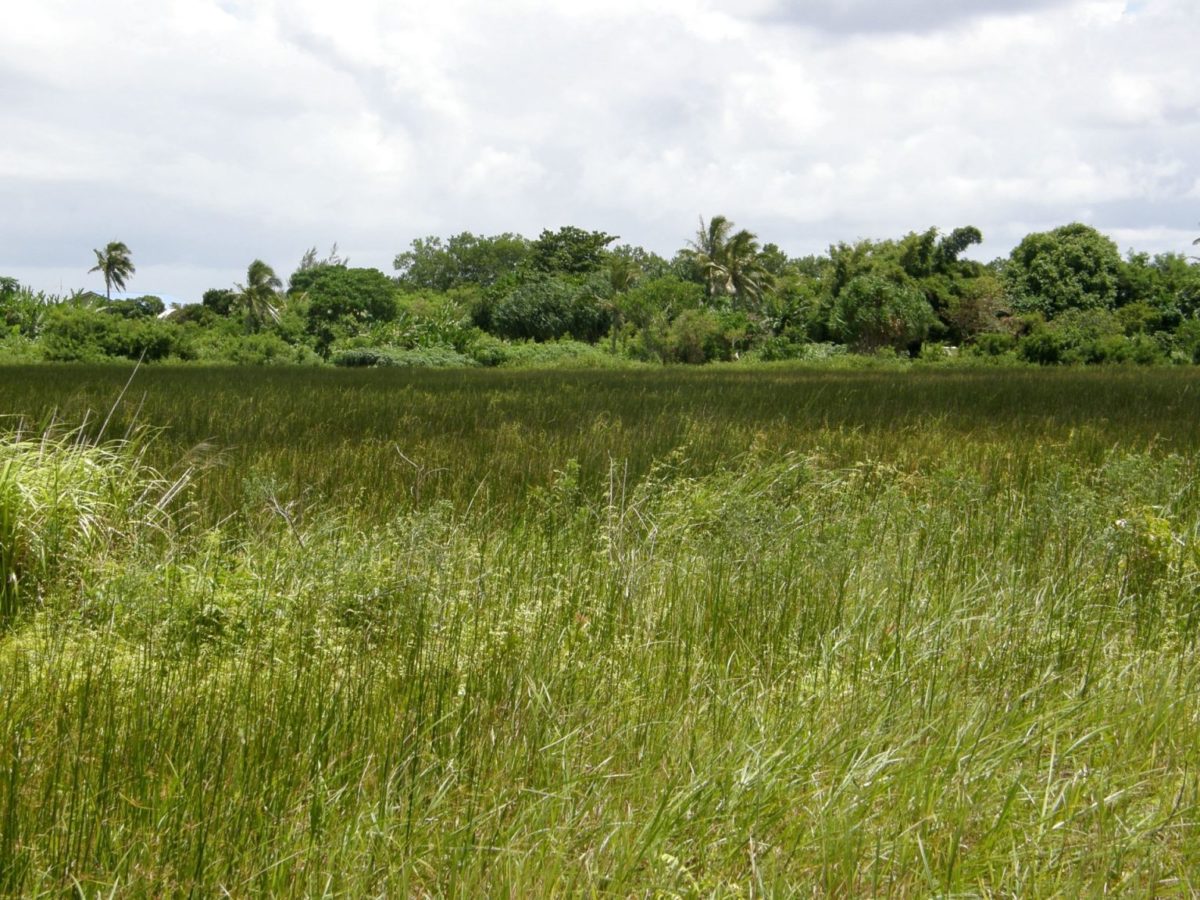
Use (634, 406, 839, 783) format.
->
(3, 219, 1200, 366)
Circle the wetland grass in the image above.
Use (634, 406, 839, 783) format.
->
(1, 364, 1199, 894)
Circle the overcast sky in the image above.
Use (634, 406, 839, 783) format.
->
(2, 0, 1197, 301)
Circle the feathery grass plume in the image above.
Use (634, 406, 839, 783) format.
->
(0, 423, 190, 621)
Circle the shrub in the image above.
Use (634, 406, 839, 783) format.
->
(498, 339, 628, 369)
(968, 332, 1016, 357)
(104, 296, 165, 319)
(665, 308, 723, 364)
(1017, 329, 1064, 365)
(331, 345, 477, 368)
(753, 336, 810, 362)
(196, 331, 322, 366)
(40, 305, 190, 362)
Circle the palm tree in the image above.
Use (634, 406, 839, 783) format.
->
(88, 241, 135, 299)
(687, 216, 773, 310)
(722, 229, 772, 310)
(235, 260, 282, 332)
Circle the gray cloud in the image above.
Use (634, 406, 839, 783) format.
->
(748, 0, 1079, 33)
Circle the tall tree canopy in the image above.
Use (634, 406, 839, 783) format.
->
(1006, 223, 1122, 317)
(394, 233, 530, 291)
(529, 226, 618, 276)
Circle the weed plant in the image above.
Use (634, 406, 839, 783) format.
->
(0, 365, 1199, 894)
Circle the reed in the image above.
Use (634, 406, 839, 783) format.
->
(0, 364, 1198, 894)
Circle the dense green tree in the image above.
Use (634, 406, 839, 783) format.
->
(529, 226, 617, 276)
(235, 260, 283, 333)
(394, 233, 530, 290)
(1118, 252, 1200, 322)
(828, 274, 936, 352)
(488, 274, 610, 343)
(289, 266, 397, 325)
(1006, 223, 1122, 317)
(202, 288, 238, 316)
(88, 241, 135, 300)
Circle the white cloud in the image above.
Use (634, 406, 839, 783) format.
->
(0, 0, 1197, 299)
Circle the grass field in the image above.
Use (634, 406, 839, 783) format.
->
(2, 364, 1200, 895)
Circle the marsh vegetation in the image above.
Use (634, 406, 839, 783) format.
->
(1, 364, 1199, 894)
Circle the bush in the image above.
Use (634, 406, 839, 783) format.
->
(40, 306, 191, 362)
(195, 331, 322, 366)
(331, 345, 477, 368)
(1017, 329, 1064, 365)
(968, 332, 1016, 357)
(753, 336, 810, 362)
(665, 308, 723, 364)
(464, 332, 510, 367)
(498, 339, 629, 369)
(104, 296, 165, 319)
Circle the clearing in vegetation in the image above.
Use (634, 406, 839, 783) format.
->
(1, 364, 1199, 895)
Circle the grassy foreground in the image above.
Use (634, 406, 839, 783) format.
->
(2, 365, 1200, 895)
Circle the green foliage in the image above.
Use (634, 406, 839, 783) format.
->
(1007, 223, 1122, 316)
(496, 339, 630, 368)
(685, 215, 773, 310)
(235, 260, 283, 333)
(616, 276, 704, 331)
(394, 232, 531, 290)
(167, 303, 219, 327)
(968, 331, 1017, 357)
(103, 295, 165, 319)
(943, 274, 1010, 342)
(665, 307, 723, 363)
(289, 265, 397, 324)
(0, 281, 53, 338)
(331, 345, 476, 368)
(87, 240, 135, 299)
(1017, 327, 1064, 364)
(828, 274, 937, 352)
(193, 330, 323, 366)
(1033, 308, 1166, 365)
(40, 305, 190, 362)
(9, 221, 1200, 370)
(1173, 319, 1200, 364)
(202, 288, 237, 316)
(529, 225, 617, 275)
(289, 265, 398, 354)
(1118, 251, 1200, 321)
(488, 273, 611, 343)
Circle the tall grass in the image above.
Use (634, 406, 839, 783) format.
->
(0, 425, 188, 622)
(0, 365, 1199, 893)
